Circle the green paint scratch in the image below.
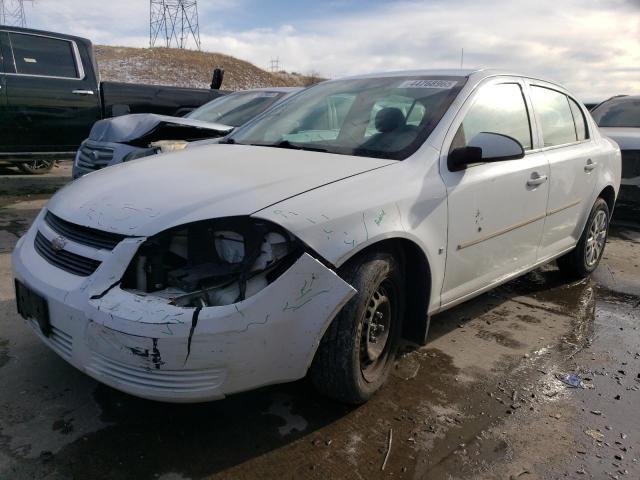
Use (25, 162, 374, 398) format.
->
(161, 325, 174, 336)
(362, 212, 369, 240)
(374, 209, 386, 226)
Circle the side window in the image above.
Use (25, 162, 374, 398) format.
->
(9, 33, 79, 78)
(531, 86, 577, 147)
(568, 98, 588, 141)
(450, 83, 532, 153)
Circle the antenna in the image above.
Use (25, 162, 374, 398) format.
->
(460, 48, 464, 69)
(150, 0, 201, 50)
(0, 0, 31, 27)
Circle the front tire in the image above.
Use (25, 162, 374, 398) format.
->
(557, 198, 610, 279)
(310, 251, 404, 404)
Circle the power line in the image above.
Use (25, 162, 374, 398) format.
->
(0, 0, 31, 27)
(150, 0, 201, 50)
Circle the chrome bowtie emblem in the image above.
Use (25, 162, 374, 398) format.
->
(51, 236, 67, 252)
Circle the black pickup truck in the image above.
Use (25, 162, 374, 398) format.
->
(0, 26, 226, 173)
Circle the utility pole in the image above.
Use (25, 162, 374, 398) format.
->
(150, 0, 201, 50)
(0, 0, 31, 27)
(269, 57, 280, 73)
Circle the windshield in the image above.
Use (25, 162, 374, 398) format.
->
(228, 76, 466, 160)
(591, 97, 640, 128)
(187, 91, 287, 127)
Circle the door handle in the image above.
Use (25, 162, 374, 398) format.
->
(527, 172, 548, 187)
(72, 89, 95, 95)
(584, 159, 597, 172)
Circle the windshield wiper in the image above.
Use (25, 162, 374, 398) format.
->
(250, 140, 328, 153)
(219, 137, 237, 144)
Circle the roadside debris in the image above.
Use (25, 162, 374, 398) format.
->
(381, 428, 393, 471)
(557, 373, 586, 388)
(585, 429, 605, 442)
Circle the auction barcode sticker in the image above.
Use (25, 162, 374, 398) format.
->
(397, 80, 458, 89)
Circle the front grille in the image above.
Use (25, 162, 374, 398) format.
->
(621, 150, 640, 179)
(45, 211, 127, 250)
(76, 142, 114, 170)
(34, 231, 101, 276)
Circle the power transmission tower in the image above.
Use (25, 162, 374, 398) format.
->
(149, 0, 201, 50)
(269, 57, 280, 73)
(0, 0, 31, 27)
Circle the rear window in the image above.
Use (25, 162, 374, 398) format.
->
(568, 98, 588, 141)
(9, 32, 79, 78)
(591, 97, 640, 128)
(531, 86, 578, 147)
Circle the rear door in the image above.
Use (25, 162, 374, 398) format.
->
(527, 83, 599, 259)
(440, 78, 550, 307)
(2, 30, 100, 152)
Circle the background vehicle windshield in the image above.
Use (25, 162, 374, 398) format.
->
(229, 76, 465, 160)
(591, 97, 640, 128)
(187, 91, 286, 127)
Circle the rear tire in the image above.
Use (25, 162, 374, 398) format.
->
(557, 198, 610, 279)
(17, 159, 55, 175)
(310, 251, 404, 404)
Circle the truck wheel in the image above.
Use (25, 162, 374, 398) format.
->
(17, 159, 55, 175)
(557, 198, 610, 279)
(310, 251, 404, 404)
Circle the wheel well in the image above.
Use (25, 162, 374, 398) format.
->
(598, 185, 616, 214)
(342, 238, 431, 345)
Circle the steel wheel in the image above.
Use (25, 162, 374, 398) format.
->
(360, 281, 394, 382)
(585, 210, 607, 267)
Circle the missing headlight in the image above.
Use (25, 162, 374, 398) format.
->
(121, 217, 301, 307)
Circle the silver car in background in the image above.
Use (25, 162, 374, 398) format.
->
(591, 95, 640, 207)
(73, 87, 301, 178)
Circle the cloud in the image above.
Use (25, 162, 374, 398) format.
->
(23, 0, 640, 100)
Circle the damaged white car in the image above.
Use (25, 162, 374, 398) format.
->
(13, 70, 620, 404)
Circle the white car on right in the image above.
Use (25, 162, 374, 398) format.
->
(591, 95, 640, 207)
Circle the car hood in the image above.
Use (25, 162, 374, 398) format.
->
(47, 145, 394, 236)
(599, 127, 640, 150)
(88, 114, 234, 143)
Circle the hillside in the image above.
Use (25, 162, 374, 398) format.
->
(94, 45, 321, 91)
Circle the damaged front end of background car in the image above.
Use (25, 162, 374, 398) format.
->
(120, 217, 302, 308)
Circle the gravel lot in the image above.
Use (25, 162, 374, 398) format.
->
(0, 184, 638, 480)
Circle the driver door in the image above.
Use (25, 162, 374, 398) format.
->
(439, 79, 550, 307)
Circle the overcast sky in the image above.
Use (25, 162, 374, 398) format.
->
(21, 0, 640, 101)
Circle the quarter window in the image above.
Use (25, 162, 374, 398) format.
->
(531, 86, 578, 147)
(9, 33, 79, 78)
(568, 98, 588, 141)
(450, 83, 532, 153)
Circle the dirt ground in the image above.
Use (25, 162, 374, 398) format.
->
(0, 192, 638, 480)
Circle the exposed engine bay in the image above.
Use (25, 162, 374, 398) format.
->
(122, 217, 301, 307)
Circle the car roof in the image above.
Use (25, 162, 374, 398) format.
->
(329, 68, 567, 91)
(233, 87, 303, 94)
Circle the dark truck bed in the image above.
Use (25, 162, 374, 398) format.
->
(0, 26, 225, 173)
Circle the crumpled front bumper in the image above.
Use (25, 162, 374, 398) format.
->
(12, 214, 356, 402)
(72, 140, 151, 179)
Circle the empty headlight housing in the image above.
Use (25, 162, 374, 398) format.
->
(121, 217, 301, 307)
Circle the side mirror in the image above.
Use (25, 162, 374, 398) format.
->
(448, 132, 525, 171)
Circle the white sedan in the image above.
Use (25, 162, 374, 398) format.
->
(13, 69, 621, 403)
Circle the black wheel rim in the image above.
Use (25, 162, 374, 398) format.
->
(25, 160, 51, 171)
(359, 279, 395, 383)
